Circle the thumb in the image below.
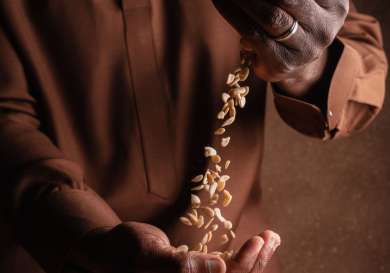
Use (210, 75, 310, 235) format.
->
(171, 249, 227, 273)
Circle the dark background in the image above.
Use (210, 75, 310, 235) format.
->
(261, 2, 390, 273)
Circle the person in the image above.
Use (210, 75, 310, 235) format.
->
(0, 0, 387, 273)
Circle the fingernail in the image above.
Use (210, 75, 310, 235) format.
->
(206, 259, 221, 273)
(269, 236, 281, 252)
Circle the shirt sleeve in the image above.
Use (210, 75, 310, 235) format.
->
(0, 23, 121, 273)
(271, 4, 388, 140)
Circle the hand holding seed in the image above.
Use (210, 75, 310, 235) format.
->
(212, 0, 349, 95)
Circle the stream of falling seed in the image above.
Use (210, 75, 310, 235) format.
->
(177, 53, 252, 261)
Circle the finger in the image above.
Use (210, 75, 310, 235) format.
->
(169, 251, 226, 273)
(229, 236, 265, 272)
(231, 0, 295, 39)
(254, 230, 281, 273)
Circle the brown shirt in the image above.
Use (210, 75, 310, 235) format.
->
(0, 1, 387, 273)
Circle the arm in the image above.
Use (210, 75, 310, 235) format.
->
(272, 1, 388, 139)
(0, 21, 121, 273)
(212, 0, 387, 139)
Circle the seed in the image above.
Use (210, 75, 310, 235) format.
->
(211, 155, 221, 164)
(221, 137, 231, 147)
(215, 164, 222, 172)
(229, 106, 237, 118)
(211, 224, 219, 232)
(217, 111, 227, 120)
(230, 230, 236, 239)
(223, 220, 233, 230)
(196, 215, 205, 228)
(222, 116, 235, 127)
(209, 182, 218, 198)
(226, 73, 236, 85)
(209, 199, 218, 206)
(222, 190, 232, 207)
(241, 86, 250, 96)
(191, 175, 203, 183)
(225, 160, 231, 169)
(239, 96, 246, 108)
(176, 245, 189, 253)
(191, 194, 201, 208)
(211, 193, 219, 202)
(204, 184, 210, 191)
(180, 217, 192, 226)
(228, 98, 235, 109)
(202, 206, 215, 218)
(194, 243, 203, 252)
(186, 212, 198, 224)
(206, 172, 214, 184)
(238, 67, 250, 81)
(220, 175, 230, 182)
(207, 231, 213, 242)
(204, 217, 214, 229)
(201, 233, 210, 245)
(202, 244, 208, 253)
(221, 234, 229, 245)
(214, 128, 226, 135)
(217, 179, 226, 192)
(191, 184, 204, 191)
(214, 208, 226, 222)
(222, 92, 230, 103)
(204, 146, 217, 157)
(192, 209, 198, 217)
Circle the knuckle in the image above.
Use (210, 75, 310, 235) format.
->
(266, 7, 290, 31)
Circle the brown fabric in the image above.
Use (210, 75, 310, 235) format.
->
(0, 1, 386, 273)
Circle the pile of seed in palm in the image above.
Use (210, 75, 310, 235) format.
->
(177, 55, 252, 261)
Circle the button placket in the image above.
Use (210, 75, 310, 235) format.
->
(120, 0, 177, 199)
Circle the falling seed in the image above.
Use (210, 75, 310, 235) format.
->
(221, 234, 229, 245)
(201, 233, 210, 245)
(186, 212, 198, 224)
(211, 155, 222, 164)
(222, 116, 235, 127)
(191, 175, 204, 183)
(217, 111, 227, 120)
(222, 92, 230, 103)
(204, 146, 217, 157)
(225, 160, 231, 169)
(177, 245, 189, 253)
(215, 164, 222, 172)
(230, 230, 236, 239)
(214, 128, 226, 135)
(217, 179, 226, 192)
(209, 182, 218, 198)
(211, 224, 219, 232)
(220, 175, 231, 182)
(191, 194, 201, 208)
(180, 217, 192, 226)
(223, 220, 233, 230)
(204, 217, 215, 229)
(208, 231, 213, 242)
(214, 208, 226, 222)
(221, 137, 231, 147)
(196, 215, 204, 228)
(202, 206, 215, 218)
(202, 244, 208, 253)
(239, 96, 246, 108)
(222, 190, 233, 207)
(226, 73, 236, 85)
(194, 243, 203, 252)
(191, 184, 205, 191)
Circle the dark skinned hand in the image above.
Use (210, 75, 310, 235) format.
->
(212, 0, 349, 97)
(66, 222, 281, 273)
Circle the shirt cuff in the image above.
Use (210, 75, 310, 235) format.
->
(272, 38, 360, 140)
